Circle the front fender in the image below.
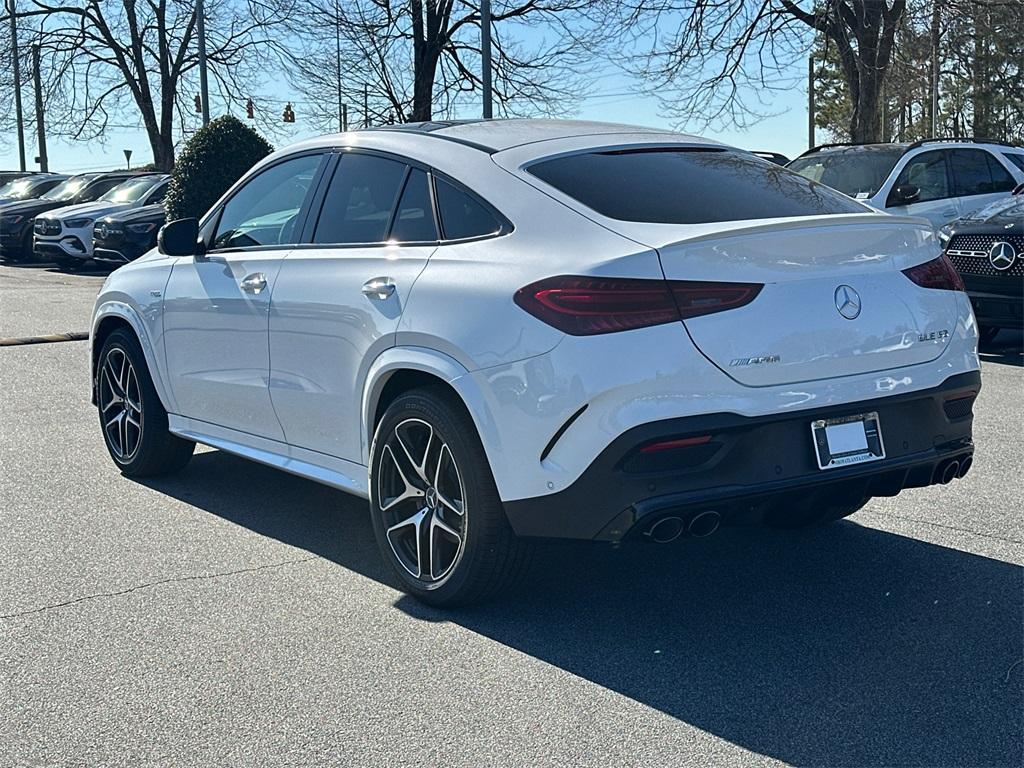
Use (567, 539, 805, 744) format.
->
(91, 300, 176, 413)
(360, 346, 501, 470)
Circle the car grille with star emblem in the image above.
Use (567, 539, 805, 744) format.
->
(34, 219, 61, 236)
(946, 234, 1023, 277)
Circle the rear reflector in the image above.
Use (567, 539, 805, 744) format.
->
(902, 255, 965, 291)
(514, 276, 763, 335)
(639, 435, 712, 453)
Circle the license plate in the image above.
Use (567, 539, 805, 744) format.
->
(811, 412, 885, 470)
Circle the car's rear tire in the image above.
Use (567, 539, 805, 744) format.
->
(369, 386, 531, 607)
(96, 329, 194, 477)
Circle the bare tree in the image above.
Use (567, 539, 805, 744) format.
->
(626, 1, 907, 143)
(3, 0, 295, 170)
(289, 0, 614, 130)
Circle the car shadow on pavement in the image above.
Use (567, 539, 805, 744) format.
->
(978, 329, 1022, 367)
(141, 450, 1024, 768)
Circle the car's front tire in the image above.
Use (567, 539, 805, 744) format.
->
(369, 387, 531, 607)
(96, 329, 194, 477)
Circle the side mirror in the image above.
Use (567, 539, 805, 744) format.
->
(893, 184, 920, 205)
(157, 217, 203, 257)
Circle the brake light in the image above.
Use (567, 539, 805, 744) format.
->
(902, 255, 964, 291)
(639, 435, 712, 453)
(514, 276, 762, 335)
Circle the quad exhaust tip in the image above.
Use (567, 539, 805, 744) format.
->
(957, 455, 973, 479)
(644, 510, 721, 543)
(938, 459, 961, 485)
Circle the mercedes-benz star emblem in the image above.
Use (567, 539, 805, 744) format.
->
(834, 284, 862, 320)
(988, 241, 1017, 271)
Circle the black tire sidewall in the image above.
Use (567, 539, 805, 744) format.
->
(369, 389, 509, 605)
(97, 329, 172, 476)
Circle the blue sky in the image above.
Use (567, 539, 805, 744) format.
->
(0, 25, 817, 172)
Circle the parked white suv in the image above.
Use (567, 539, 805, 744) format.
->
(90, 120, 980, 605)
(788, 139, 1024, 231)
(34, 174, 169, 270)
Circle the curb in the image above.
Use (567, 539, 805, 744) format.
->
(0, 332, 90, 347)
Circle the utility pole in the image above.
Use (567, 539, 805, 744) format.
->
(363, 83, 369, 128)
(807, 52, 815, 150)
(6, 0, 26, 171)
(31, 42, 47, 172)
(342, 103, 348, 132)
(335, 0, 344, 132)
(930, 0, 941, 136)
(196, 0, 210, 126)
(481, 0, 492, 119)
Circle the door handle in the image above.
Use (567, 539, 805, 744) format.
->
(362, 277, 396, 300)
(240, 272, 268, 294)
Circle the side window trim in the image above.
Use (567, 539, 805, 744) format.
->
(382, 165, 413, 241)
(205, 150, 330, 255)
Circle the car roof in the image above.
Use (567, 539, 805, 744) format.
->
(295, 118, 715, 155)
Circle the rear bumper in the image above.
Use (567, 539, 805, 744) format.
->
(502, 371, 980, 541)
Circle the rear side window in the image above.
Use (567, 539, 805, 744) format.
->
(1004, 153, 1024, 173)
(434, 177, 503, 240)
(314, 153, 406, 244)
(389, 168, 437, 243)
(950, 149, 1015, 196)
(529, 149, 865, 224)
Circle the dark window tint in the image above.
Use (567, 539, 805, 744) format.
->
(949, 149, 1014, 196)
(389, 168, 437, 242)
(984, 152, 1015, 192)
(892, 150, 950, 204)
(78, 178, 124, 203)
(530, 149, 865, 224)
(314, 153, 406, 244)
(434, 177, 502, 239)
(145, 183, 168, 205)
(1005, 153, 1024, 173)
(213, 154, 322, 249)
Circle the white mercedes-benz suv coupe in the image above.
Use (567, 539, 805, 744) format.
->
(90, 120, 980, 605)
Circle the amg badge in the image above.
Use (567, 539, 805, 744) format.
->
(730, 355, 781, 367)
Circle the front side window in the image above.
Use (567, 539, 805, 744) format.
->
(389, 168, 437, 243)
(313, 153, 407, 244)
(213, 154, 323, 249)
(891, 151, 950, 204)
(146, 183, 169, 205)
(531, 148, 865, 224)
(434, 177, 503, 239)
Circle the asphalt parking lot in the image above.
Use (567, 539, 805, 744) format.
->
(1, 261, 1022, 767)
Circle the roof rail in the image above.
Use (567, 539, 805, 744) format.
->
(906, 137, 1015, 150)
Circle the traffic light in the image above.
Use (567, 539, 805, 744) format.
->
(194, 94, 202, 114)
(246, 98, 254, 119)
(283, 102, 295, 123)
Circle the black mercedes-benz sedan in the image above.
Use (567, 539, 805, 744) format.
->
(92, 203, 166, 264)
(942, 188, 1023, 346)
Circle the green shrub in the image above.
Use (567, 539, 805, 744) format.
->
(164, 115, 273, 220)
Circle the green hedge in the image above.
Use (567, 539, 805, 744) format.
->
(164, 115, 273, 221)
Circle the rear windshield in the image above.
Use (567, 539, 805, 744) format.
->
(528, 149, 866, 224)
(787, 146, 906, 198)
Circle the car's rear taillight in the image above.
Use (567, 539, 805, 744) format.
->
(902, 255, 965, 291)
(513, 276, 763, 335)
